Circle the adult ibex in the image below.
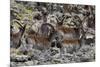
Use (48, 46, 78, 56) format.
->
(26, 23, 56, 50)
(26, 15, 82, 50)
(54, 15, 82, 51)
(10, 20, 26, 48)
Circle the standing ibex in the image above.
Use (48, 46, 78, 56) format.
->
(53, 15, 82, 52)
(10, 15, 84, 51)
(26, 23, 56, 50)
(26, 15, 82, 50)
(10, 20, 26, 48)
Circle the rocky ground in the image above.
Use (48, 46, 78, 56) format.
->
(10, 0, 95, 67)
(10, 44, 95, 66)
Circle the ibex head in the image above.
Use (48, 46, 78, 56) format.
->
(56, 15, 66, 26)
(40, 23, 55, 38)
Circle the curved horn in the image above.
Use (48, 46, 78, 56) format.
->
(12, 19, 24, 29)
(56, 15, 66, 25)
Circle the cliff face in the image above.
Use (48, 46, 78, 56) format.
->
(10, 0, 95, 66)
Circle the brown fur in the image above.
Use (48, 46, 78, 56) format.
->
(27, 32, 50, 48)
(63, 39, 80, 45)
(10, 30, 22, 48)
(57, 26, 78, 33)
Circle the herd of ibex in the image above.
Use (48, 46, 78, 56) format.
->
(10, 15, 83, 51)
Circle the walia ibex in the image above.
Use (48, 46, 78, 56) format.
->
(10, 20, 27, 48)
(26, 15, 82, 50)
(54, 15, 83, 51)
(25, 23, 56, 50)
(10, 14, 84, 51)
